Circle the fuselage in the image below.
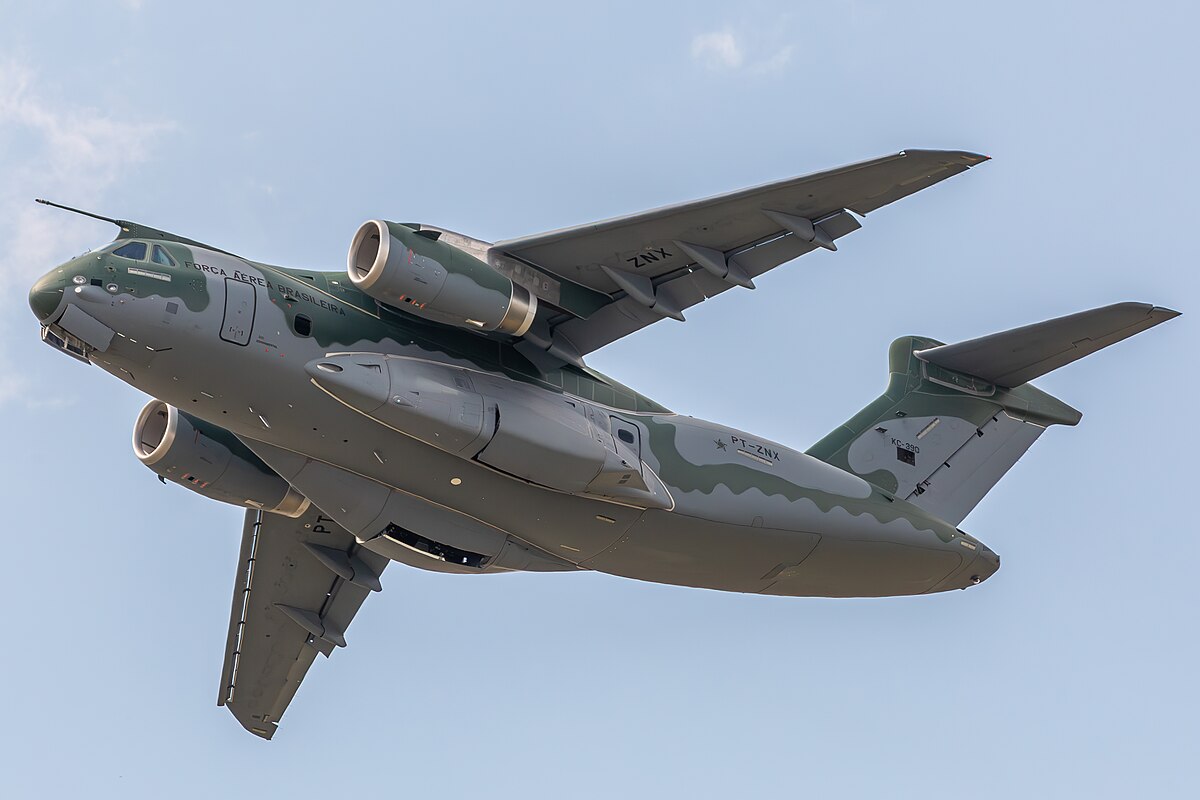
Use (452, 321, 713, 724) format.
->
(29, 235, 999, 597)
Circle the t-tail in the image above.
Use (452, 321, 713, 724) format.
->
(808, 303, 1179, 525)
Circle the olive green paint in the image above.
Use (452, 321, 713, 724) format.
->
(385, 222, 513, 296)
(808, 335, 1084, 493)
(73, 226, 667, 415)
(644, 416, 950, 537)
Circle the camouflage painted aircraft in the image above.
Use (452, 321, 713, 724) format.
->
(28, 150, 1178, 739)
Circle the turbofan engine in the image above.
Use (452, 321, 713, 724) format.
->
(347, 219, 536, 336)
(132, 400, 309, 517)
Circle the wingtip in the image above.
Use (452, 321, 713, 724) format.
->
(1125, 302, 1182, 321)
(1151, 306, 1182, 320)
(898, 149, 990, 165)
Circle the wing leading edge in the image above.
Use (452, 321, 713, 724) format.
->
(218, 507, 387, 739)
(489, 149, 988, 364)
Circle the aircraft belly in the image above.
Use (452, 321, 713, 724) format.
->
(585, 511, 968, 597)
(583, 511, 821, 594)
(758, 539, 964, 598)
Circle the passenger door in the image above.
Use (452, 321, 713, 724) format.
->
(220, 277, 256, 345)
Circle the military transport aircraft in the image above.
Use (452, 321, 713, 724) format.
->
(28, 149, 1177, 739)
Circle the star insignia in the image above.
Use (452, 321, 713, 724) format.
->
(715, 438, 727, 451)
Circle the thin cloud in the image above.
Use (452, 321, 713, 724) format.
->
(0, 61, 173, 282)
(0, 370, 30, 408)
(691, 30, 744, 70)
(0, 60, 172, 409)
(749, 45, 794, 75)
(690, 28, 793, 75)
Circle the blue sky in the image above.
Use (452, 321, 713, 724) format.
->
(1, 1, 1195, 797)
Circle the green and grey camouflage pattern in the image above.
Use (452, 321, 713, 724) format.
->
(26, 150, 1178, 738)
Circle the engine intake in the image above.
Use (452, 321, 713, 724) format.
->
(347, 219, 536, 336)
(133, 400, 309, 517)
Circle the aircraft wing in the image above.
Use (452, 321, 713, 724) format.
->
(217, 507, 387, 739)
(491, 149, 988, 364)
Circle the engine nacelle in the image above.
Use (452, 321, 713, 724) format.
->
(132, 401, 309, 517)
(347, 219, 537, 336)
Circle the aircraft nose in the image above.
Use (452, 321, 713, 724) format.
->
(28, 271, 67, 322)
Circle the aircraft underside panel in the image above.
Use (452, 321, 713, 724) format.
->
(583, 512, 821, 594)
(238, 437, 579, 575)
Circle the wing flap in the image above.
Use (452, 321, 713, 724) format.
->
(218, 507, 387, 740)
(497, 150, 985, 358)
(495, 150, 985, 297)
(549, 270, 731, 355)
(543, 209, 866, 357)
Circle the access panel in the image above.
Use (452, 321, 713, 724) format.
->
(220, 277, 256, 345)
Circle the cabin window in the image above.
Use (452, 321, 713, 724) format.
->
(151, 245, 176, 267)
(293, 314, 312, 337)
(617, 428, 635, 445)
(112, 242, 147, 260)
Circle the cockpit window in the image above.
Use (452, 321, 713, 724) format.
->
(112, 242, 147, 260)
(151, 245, 176, 267)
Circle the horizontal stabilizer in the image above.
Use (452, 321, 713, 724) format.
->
(915, 302, 1180, 388)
